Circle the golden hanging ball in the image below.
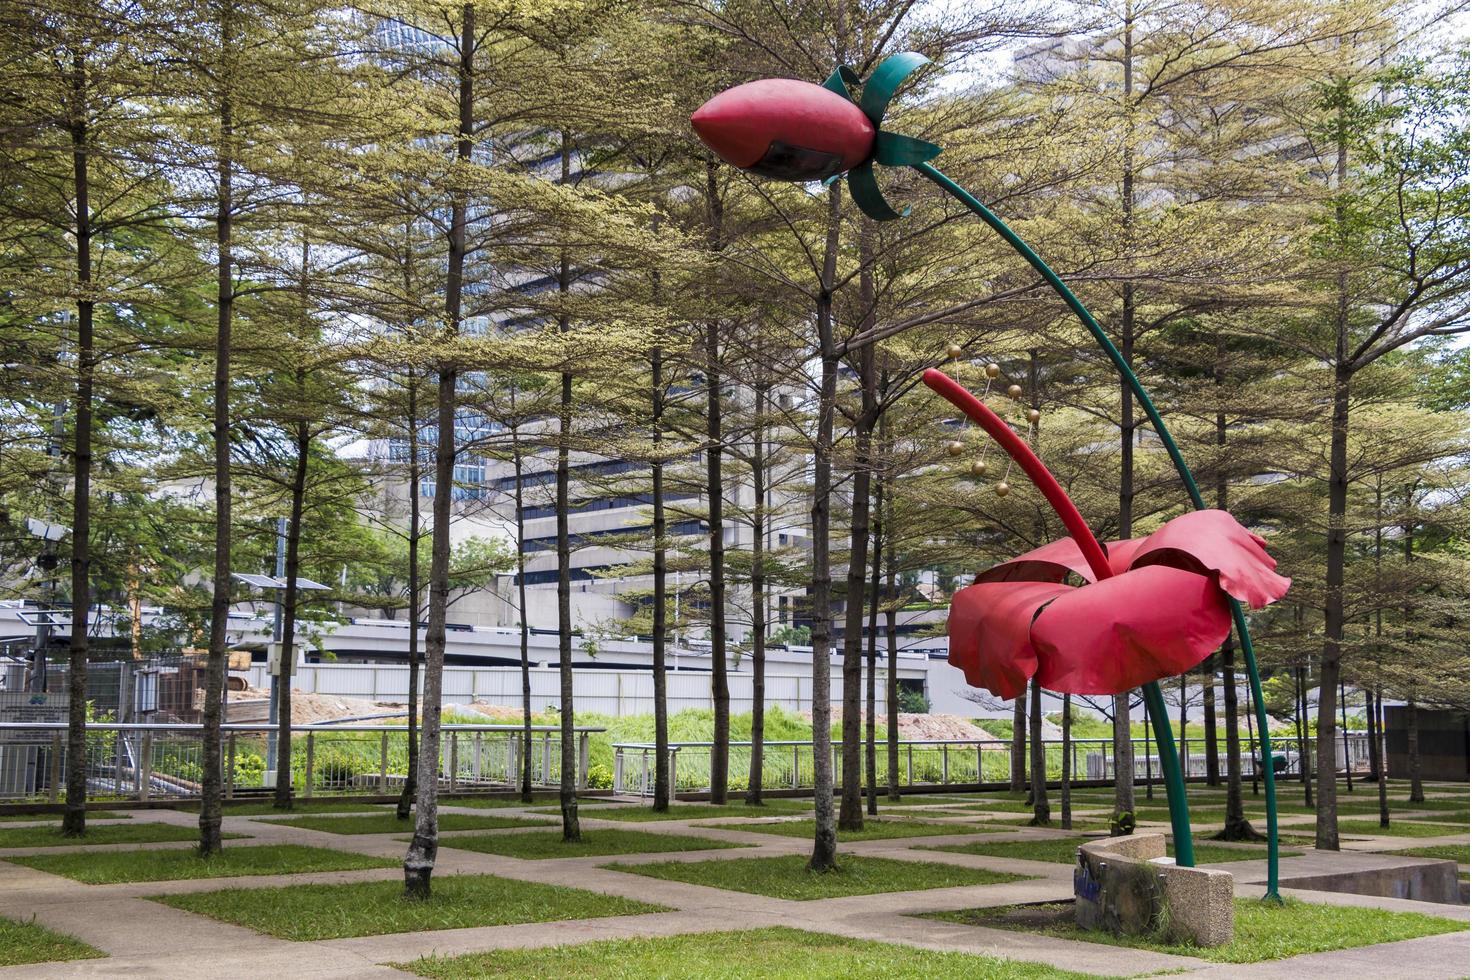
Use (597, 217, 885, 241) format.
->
(945, 343, 964, 361)
(1007, 384, 1023, 399)
(985, 363, 1001, 378)
(946, 440, 965, 457)
(1027, 408, 1041, 424)
(970, 459, 988, 477)
(994, 480, 1011, 497)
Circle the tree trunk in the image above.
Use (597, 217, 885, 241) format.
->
(864, 466, 883, 817)
(1368, 688, 1388, 827)
(514, 434, 532, 803)
(653, 343, 670, 811)
(1217, 637, 1263, 841)
(396, 368, 421, 820)
(838, 322, 876, 832)
(1375, 691, 1389, 826)
(1407, 698, 1423, 803)
(1296, 664, 1312, 807)
(1202, 660, 1219, 786)
(200, 36, 235, 855)
(1029, 681, 1049, 824)
(555, 134, 580, 842)
(1113, 6, 1138, 827)
(1011, 696, 1027, 795)
(807, 184, 841, 872)
(403, 5, 473, 896)
(703, 161, 729, 806)
(1111, 695, 1133, 831)
(60, 50, 93, 839)
(745, 381, 766, 806)
(1314, 363, 1351, 850)
(883, 451, 900, 803)
(272, 414, 309, 809)
(1061, 694, 1072, 830)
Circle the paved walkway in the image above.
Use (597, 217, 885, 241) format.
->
(2, 796, 1469, 979)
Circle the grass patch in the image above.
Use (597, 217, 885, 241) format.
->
(923, 835, 1296, 865)
(439, 828, 747, 859)
(261, 812, 554, 835)
(10, 843, 394, 884)
(399, 925, 1090, 979)
(0, 916, 104, 967)
(0, 810, 129, 823)
(153, 873, 664, 941)
(605, 853, 1029, 900)
(565, 801, 813, 822)
(926, 897, 1469, 963)
(0, 822, 242, 849)
(212, 800, 385, 816)
(446, 795, 611, 809)
(1335, 819, 1468, 838)
(710, 817, 991, 842)
(1394, 844, 1470, 863)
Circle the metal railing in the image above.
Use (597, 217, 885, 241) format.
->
(0, 722, 602, 802)
(611, 733, 1374, 796)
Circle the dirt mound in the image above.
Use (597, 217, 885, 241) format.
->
(896, 713, 1002, 741)
(227, 690, 404, 725)
(809, 709, 1002, 742)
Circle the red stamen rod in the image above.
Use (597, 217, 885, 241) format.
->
(924, 368, 1113, 583)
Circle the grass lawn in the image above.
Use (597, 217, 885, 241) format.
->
(261, 812, 554, 835)
(210, 800, 385, 816)
(1395, 844, 1470, 863)
(0, 916, 104, 967)
(1335, 819, 1468, 838)
(0, 810, 129, 823)
(399, 925, 1089, 979)
(438, 828, 747, 859)
(922, 836, 1296, 866)
(546, 801, 812, 822)
(604, 853, 1029, 900)
(927, 897, 1469, 963)
(153, 873, 664, 941)
(446, 795, 611, 809)
(708, 817, 991, 842)
(0, 822, 243, 848)
(10, 843, 395, 884)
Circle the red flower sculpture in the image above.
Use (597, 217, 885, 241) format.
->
(920, 367, 1290, 702)
(948, 510, 1290, 700)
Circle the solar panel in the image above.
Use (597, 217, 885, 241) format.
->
(231, 573, 282, 589)
(231, 573, 334, 591)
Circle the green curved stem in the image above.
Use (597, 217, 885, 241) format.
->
(916, 162, 1279, 894)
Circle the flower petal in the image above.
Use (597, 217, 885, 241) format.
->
(947, 580, 1072, 700)
(1127, 509, 1290, 609)
(976, 536, 1142, 585)
(1029, 565, 1232, 695)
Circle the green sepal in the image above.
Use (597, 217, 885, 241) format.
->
(822, 65, 861, 102)
(873, 130, 942, 166)
(847, 161, 904, 221)
(859, 51, 929, 126)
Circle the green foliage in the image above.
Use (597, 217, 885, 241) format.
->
(607, 854, 1029, 901)
(430, 828, 747, 860)
(10, 844, 393, 884)
(0, 916, 103, 967)
(400, 927, 1093, 980)
(930, 898, 1469, 963)
(153, 875, 665, 941)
